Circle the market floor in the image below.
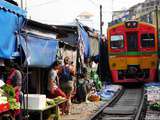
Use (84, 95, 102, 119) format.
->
(61, 101, 106, 120)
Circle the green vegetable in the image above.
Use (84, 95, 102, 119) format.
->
(8, 98, 20, 110)
(1, 85, 20, 110)
(150, 101, 160, 111)
(53, 96, 64, 104)
(2, 84, 15, 98)
(47, 100, 56, 106)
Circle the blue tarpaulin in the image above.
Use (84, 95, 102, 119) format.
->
(20, 34, 58, 68)
(78, 23, 91, 59)
(80, 27, 91, 58)
(0, 0, 26, 59)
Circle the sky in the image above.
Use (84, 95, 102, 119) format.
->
(16, 0, 145, 33)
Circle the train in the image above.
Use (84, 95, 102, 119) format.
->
(107, 21, 158, 83)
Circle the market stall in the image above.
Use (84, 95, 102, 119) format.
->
(145, 82, 160, 111)
(0, 82, 20, 119)
(22, 95, 67, 120)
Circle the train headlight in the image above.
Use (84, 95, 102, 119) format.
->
(127, 22, 131, 27)
(125, 21, 138, 28)
(112, 63, 116, 67)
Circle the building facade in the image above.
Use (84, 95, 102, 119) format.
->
(110, 0, 160, 30)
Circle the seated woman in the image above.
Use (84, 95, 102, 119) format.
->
(47, 61, 66, 98)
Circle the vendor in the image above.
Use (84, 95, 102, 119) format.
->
(60, 56, 76, 115)
(60, 57, 75, 96)
(5, 60, 22, 120)
(47, 60, 66, 98)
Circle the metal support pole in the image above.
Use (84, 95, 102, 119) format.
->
(100, 5, 102, 37)
(99, 5, 102, 81)
(20, 0, 23, 9)
(112, 0, 114, 21)
(155, 6, 159, 58)
(156, 6, 159, 40)
(156, 6, 159, 45)
(25, 0, 27, 11)
(155, 6, 160, 82)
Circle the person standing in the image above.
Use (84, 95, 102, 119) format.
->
(60, 56, 75, 114)
(99, 35, 111, 85)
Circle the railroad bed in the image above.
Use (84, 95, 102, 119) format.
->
(91, 87, 145, 120)
(144, 107, 160, 120)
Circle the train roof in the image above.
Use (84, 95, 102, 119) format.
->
(108, 21, 156, 31)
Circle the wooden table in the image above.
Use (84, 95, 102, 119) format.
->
(24, 99, 67, 120)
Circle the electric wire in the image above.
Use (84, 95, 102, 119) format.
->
(27, 0, 60, 9)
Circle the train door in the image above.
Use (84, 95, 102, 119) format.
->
(125, 32, 139, 79)
(126, 32, 138, 51)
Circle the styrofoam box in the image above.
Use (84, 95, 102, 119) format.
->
(23, 94, 46, 110)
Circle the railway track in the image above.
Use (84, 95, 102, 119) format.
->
(90, 86, 145, 120)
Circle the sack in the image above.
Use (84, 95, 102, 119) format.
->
(61, 66, 72, 82)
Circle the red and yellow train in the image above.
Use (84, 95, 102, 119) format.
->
(107, 21, 158, 83)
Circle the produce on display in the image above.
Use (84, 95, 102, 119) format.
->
(0, 95, 9, 112)
(145, 82, 160, 111)
(0, 89, 5, 97)
(8, 98, 20, 110)
(150, 101, 160, 111)
(0, 96, 7, 104)
(2, 84, 15, 98)
(88, 94, 100, 102)
(46, 98, 56, 106)
(1, 84, 20, 110)
(53, 96, 66, 104)
(145, 82, 160, 103)
(0, 87, 9, 112)
(46, 96, 66, 106)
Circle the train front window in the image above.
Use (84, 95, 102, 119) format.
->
(141, 33, 155, 48)
(126, 32, 138, 51)
(110, 35, 124, 49)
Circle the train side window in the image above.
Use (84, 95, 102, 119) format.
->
(141, 33, 155, 48)
(110, 35, 124, 49)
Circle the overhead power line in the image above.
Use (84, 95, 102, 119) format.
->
(88, 0, 99, 8)
(27, 0, 60, 9)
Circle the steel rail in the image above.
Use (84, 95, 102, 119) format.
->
(89, 87, 124, 120)
(134, 87, 145, 120)
(90, 86, 145, 120)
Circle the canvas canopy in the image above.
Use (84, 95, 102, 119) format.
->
(0, 0, 26, 59)
(20, 33, 58, 68)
